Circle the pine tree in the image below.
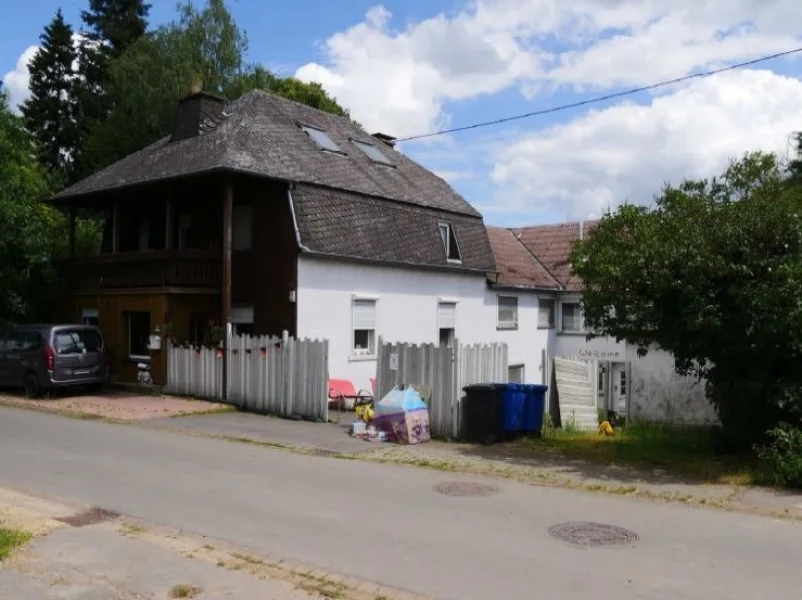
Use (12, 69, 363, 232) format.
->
(72, 0, 151, 181)
(81, 0, 151, 54)
(21, 10, 78, 184)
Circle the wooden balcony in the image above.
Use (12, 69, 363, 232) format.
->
(61, 251, 221, 292)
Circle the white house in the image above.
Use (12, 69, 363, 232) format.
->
(489, 221, 717, 424)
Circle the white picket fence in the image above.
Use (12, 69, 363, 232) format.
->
(166, 334, 329, 421)
(375, 339, 508, 438)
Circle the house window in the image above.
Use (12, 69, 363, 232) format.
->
(561, 302, 583, 332)
(178, 213, 192, 250)
(138, 219, 150, 251)
(538, 299, 555, 329)
(352, 298, 377, 357)
(233, 204, 253, 251)
(438, 222, 461, 262)
(300, 124, 342, 153)
(231, 305, 254, 337)
(352, 139, 394, 165)
(508, 364, 525, 383)
(127, 312, 151, 360)
(497, 296, 518, 330)
(437, 301, 457, 347)
(81, 308, 99, 327)
(188, 314, 206, 346)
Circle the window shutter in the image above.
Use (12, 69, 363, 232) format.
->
(230, 305, 254, 324)
(437, 302, 456, 329)
(353, 300, 376, 329)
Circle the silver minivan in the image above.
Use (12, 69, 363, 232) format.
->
(0, 324, 108, 397)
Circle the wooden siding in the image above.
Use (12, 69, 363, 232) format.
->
(60, 292, 219, 384)
(231, 178, 298, 337)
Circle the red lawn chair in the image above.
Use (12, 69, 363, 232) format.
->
(328, 379, 373, 422)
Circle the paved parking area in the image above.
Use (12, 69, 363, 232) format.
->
(0, 390, 229, 421)
(148, 411, 374, 455)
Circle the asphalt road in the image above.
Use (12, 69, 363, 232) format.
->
(1, 407, 801, 600)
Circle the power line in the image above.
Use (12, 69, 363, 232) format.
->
(397, 47, 802, 142)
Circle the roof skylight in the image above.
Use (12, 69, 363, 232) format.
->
(300, 125, 342, 153)
(353, 140, 394, 166)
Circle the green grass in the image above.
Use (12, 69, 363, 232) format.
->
(528, 421, 756, 484)
(0, 527, 32, 561)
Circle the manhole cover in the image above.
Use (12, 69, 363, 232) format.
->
(549, 522, 638, 547)
(433, 481, 499, 497)
(56, 507, 120, 527)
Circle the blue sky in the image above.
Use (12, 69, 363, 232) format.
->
(3, 1, 802, 225)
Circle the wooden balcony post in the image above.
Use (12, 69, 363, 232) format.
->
(112, 203, 120, 254)
(68, 202, 77, 258)
(165, 193, 174, 250)
(222, 181, 233, 401)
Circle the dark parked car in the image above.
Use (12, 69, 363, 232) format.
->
(0, 324, 108, 398)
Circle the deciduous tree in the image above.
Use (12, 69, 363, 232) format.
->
(572, 153, 802, 446)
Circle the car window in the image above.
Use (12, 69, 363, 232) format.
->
(54, 329, 102, 355)
(5, 330, 24, 351)
(21, 331, 42, 351)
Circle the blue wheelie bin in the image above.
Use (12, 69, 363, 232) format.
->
(497, 383, 548, 437)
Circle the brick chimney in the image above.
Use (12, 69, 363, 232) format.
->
(171, 89, 226, 142)
(372, 132, 397, 148)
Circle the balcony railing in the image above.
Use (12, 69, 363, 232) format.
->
(61, 251, 221, 291)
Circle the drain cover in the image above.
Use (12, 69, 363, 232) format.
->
(434, 481, 499, 497)
(549, 522, 638, 547)
(56, 507, 120, 527)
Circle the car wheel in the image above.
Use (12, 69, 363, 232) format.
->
(23, 373, 41, 399)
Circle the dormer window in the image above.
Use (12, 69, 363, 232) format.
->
(438, 222, 461, 263)
(300, 124, 342, 153)
(352, 139, 394, 166)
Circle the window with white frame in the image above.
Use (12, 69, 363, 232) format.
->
(497, 296, 518, 330)
(538, 298, 555, 329)
(561, 301, 583, 332)
(508, 364, 525, 383)
(233, 204, 253, 251)
(81, 308, 99, 327)
(437, 301, 456, 347)
(231, 305, 254, 336)
(437, 222, 462, 262)
(352, 298, 377, 356)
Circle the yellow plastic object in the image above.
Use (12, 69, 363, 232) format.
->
(598, 420, 614, 436)
(355, 404, 374, 422)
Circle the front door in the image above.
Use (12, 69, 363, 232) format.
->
(610, 363, 628, 417)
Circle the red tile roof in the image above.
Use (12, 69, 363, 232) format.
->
(485, 226, 561, 289)
(511, 220, 598, 291)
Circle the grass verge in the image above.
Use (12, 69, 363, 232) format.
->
(0, 527, 32, 561)
(527, 421, 756, 484)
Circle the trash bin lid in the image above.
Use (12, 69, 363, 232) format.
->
(462, 383, 496, 393)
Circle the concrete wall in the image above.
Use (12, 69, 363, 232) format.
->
(295, 257, 550, 390)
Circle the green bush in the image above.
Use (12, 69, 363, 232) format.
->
(755, 423, 802, 489)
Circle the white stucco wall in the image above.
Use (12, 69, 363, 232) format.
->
(296, 257, 550, 390)
(626, 347, 718, 424)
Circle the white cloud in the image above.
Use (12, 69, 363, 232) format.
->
(295, 1, 802, 137)
(2, 46, 38, 111)
(2, 35, 91, 112)
(490, 69, 802, 219)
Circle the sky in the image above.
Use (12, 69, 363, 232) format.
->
(3, 0, 802, 225)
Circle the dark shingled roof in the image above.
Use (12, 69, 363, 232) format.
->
(292, 184, 495, 272)
(485, 226, 560, 289)
(511, 220, 598, 292)
(55, 90, 480, 217)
